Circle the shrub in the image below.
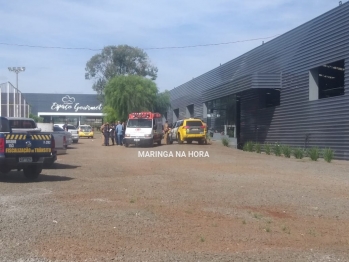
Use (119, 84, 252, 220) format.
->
(255, 143, 261, 153)
(282, 145, 292, 158)
(246, 141, 254, 152)
(222, 137, 229, 147)
(265, 143, 271, 155)
(273, 143, 282, 156)
(323, 148, 334, 163)
(293, 148, 304, 159)
(243, 143, 248, 151)
(308, 147, 320, 161)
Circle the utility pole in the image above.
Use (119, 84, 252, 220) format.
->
(8, 67, 25, 117)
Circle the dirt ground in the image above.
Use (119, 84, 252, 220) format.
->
(1, 134, 349, 262)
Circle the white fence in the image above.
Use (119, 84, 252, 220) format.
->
(0, 82, 30, 117)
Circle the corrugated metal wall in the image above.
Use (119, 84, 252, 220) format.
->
(168, 2, 349, 159)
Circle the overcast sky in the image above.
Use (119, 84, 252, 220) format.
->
(0, 0, 341, 94)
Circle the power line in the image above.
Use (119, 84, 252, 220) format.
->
(0, 34, 281, 51)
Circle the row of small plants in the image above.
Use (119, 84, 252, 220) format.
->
(239, 141, 334, 163)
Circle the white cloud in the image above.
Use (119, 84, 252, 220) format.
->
(0, 0, 343, 94)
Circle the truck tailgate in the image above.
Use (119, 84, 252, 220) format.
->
(4, 133, 52, 156)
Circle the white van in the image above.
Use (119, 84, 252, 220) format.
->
(123, 112, 163, 147)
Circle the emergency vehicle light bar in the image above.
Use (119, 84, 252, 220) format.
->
(129, 112, 162, 119)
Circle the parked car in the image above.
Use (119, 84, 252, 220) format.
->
(169, 118, 207, 144)
(53, 125, 73, 147)
(55, 124, 79, 143)
(78, 125, 94, 138)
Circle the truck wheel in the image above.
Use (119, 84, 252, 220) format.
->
(150, 139, 154, 147)
(23, 165, 42, 180)
(187, 140, 192, 144)
(0, 166, 11, 175)
(178, 134, 183, 144)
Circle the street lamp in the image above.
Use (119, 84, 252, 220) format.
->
(8, 67, 25, 117)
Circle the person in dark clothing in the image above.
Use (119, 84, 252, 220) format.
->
(62, 121, 68, 131)
(109, 124, 115, 145)
(103, 123, 110, 146)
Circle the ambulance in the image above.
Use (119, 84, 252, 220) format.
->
(123, 112, 163, 147)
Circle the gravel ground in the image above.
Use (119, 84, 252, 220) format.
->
(1, 134, 349, 261)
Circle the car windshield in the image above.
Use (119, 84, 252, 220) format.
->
(80, 126, 92, 131)
(186, 121, 202, 126)
(54, 126, 64, 131)
(127, 119, 152, 128)
(0, 118, 10, 132)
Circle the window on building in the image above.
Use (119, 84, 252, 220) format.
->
(173, 108, 179, 122)
(309, 60, 345, 100)
(186, 104, 194, 118)
(265, 89, 280, 108)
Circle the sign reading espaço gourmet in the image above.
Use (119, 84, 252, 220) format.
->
(51, 95, 102, 112)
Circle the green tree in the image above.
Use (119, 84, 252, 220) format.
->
(29, 113, 43, 123)
(85, 45, 158, 97)
(104, 75, 158, 121)
(154, 90, 171, 115)
(102, 105, 118, 123)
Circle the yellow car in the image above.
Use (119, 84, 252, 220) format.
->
(78, 125, 94, 138)
(169, 118, 207, 144)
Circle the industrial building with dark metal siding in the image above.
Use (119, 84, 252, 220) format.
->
(167, 2, 349, 159)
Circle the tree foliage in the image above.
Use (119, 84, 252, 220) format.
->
(29, 113, 43, 123)
(85, 45, 158, 96)
(154, 90, 171, 116)
(104, 75, 158, 121)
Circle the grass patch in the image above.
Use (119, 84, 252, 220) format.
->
(200, 236, 205, 242)
(222, 138, 229, 147)
(242, 219, 246, 225)
(308, 147, 320, 161)
(130, 199, 135, 203)
(254, 143, 261, 153)
(246, 141, 254, 152)
(273, 143, 282, 156)
(264, 143, 271, 155)
(265, 226, 271, 233)
(323, 148, 334, 163)
(282, 225, 290, 234)
(253, 213, 262, 219)
(282, 145, 292, 158)
(293, 148, 304, 159)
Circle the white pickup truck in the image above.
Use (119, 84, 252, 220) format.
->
(7, 118, 68, 155)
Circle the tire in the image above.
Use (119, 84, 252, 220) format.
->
(178, 134, 183, 144)
(88, 137, 90, 139)
(187, 140, 192, 144)
(0, 166, 11, 175)
(198, 139, 204, 145)
(23, 165, 42, 180)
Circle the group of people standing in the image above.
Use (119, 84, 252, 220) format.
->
(101, 121, 125, 146)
